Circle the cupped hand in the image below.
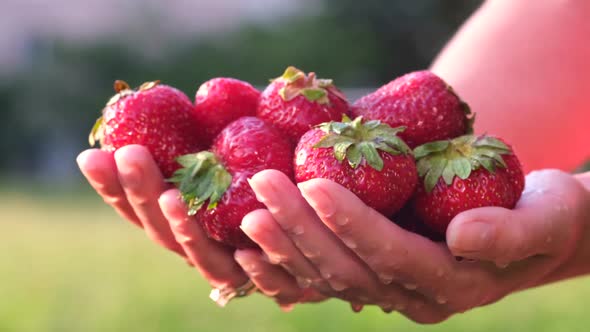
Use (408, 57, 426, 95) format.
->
(77, 145, 321, 309)
(244, 169, 590, 323)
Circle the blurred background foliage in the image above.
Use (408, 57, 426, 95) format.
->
(0, 0, 482, 180)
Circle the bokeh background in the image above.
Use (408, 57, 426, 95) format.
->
(2, 1, 589, 331)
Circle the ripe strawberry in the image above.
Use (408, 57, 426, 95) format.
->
(352, 70, 474, 148)
(192, 78, 260, 145)
(257, 66, 349, 143)
(89, 80, 203, 178)
(169, 117, 294, 248)
(295, 116, 417, 217)
(412, 135, 525, 236)
(392, 205, 445, 242)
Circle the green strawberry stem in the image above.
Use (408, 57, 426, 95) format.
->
(414, 134, 512, 192)
(275, 66, 346, 104)
(168, 151, 232, 215)
(314, 115, 411, 171)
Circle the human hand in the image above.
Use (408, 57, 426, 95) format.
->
(77, 145, 323, 309)
(243, 169, 590, 323)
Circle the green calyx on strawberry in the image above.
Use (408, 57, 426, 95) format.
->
(414, 134, 513, 193)
(295, 115, 417, 217)
(166, 117, 294, 249)
(313, 115, 412, 171)
(168, 151, 232, 215)
(276, 66, 346, 105)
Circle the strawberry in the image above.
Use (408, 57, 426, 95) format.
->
(169, 117, 294, 248)
(192, 78, 260, 145)
(412, 135, 525, 236)
(295, 116, 417, 217)
(257, 66, 349, 143)
(89, 80, 203, 178)
(352, 70, 474, 148)
(392, 205, 445, 242)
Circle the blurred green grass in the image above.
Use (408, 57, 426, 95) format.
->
(2, 188, 589, 332)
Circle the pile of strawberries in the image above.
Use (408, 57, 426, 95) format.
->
(90, 66, 525, 248)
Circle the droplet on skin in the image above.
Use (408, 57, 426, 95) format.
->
(320, 269, 332, 279)
(336, 216, 350, 226)
(291, 225, 304, 235)
(495, 261, 509, 269)
(267, 205, 281, 214)
(296, 277, 312, 288)
(403, 283, 417, 290)
(280, 303, 295, 313)
(301, 248, 320, 259)
(435, 295, 448, 304)
(380, 304, 394, 313)
(546, 236, 553, 244)
(378, 273, 394, 285)
(343, 238, 357, 249)
(436, 268, 445, 278)
(329, 279, 348, 291)
(266, 254, 284, 265)
(265, 288, 280, 297)
(351, 303, 364, 313)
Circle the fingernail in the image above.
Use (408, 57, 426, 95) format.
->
(240, 213, 254, 232)
(448, 222, 495, 254)
(297, 182, 336, 217)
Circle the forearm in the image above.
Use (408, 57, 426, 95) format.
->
(431, 0, 590, 172)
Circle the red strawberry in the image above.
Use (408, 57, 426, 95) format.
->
(192, 78, 260, 145)
(169, 117, 294, 248)
(352, 70, 474, 148)
(257, 66, 349, 143)
(392, 205, 445, 242)
(89, 80, 203, 178)
(412, 135, 525, 236)
(295, 116, 417, 217)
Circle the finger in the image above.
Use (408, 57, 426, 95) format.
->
(297, 178, 459, 299)
(240, 209, 332, 294)
(234, 249, 305, 306)
(159, 189, 248, 288)
(447, 171, 585, 264)
(77, 149, 141, 227)
(249, 171, 378, 293)
(248, 171, 423, 305)
(114, 145, 184, 256)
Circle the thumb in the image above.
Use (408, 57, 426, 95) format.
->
(446, 206, 566, 265)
